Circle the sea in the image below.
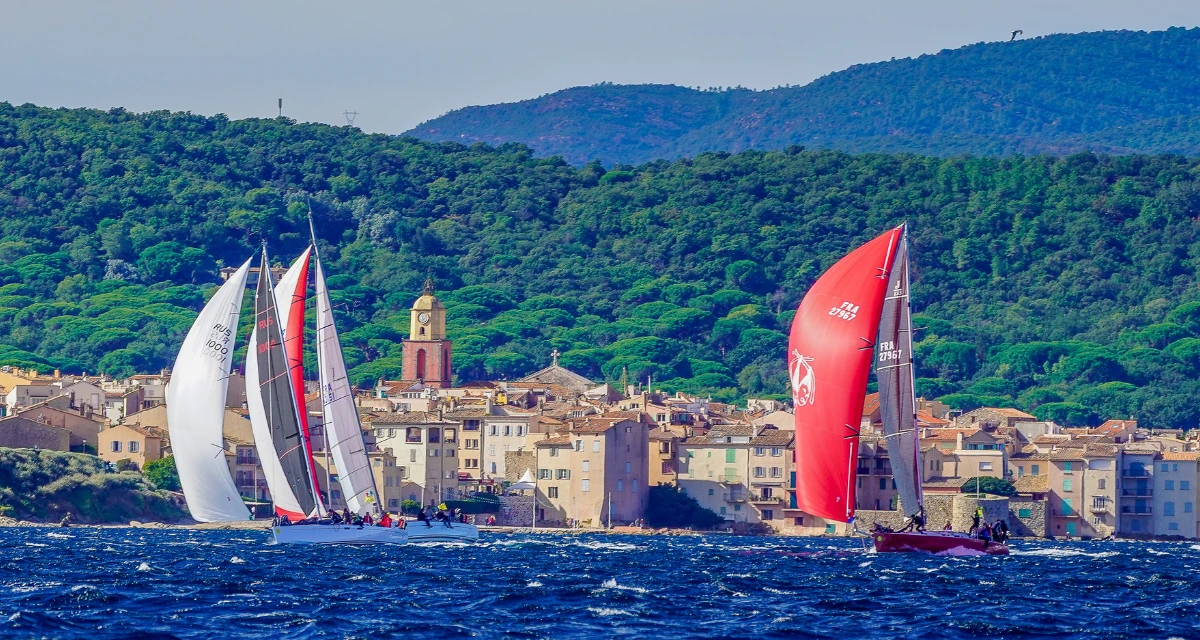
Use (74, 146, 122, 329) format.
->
(1, 528, 1198, 639)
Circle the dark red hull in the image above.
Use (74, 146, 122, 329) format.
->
(872, 531, 1009, 556)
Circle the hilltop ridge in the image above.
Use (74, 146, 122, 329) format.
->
(407, 28, 1200, 164)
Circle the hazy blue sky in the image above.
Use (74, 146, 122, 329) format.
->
(3, 1, 1199, 134)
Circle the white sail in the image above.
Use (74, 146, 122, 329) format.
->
(315, 257, 381, 516)
(167, 258, 252, 523)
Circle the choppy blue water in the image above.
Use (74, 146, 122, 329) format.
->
(2, 528, 1199, 639)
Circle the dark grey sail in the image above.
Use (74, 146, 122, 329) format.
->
(254, 249, 317, 516)
(875, 228, 923, 517)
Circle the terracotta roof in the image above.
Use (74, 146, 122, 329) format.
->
(1097, 419, 1137, 432)
(1033, 435, 1071, 445)
(1013, 475, 1050, 494)
(444, 408, 489, 419)
(922, 476, 972, 488)
(916, 411, 950, 427)
(862, 393, 880, 417)
(1084, 444, 1119, 458)
(924, 428, 980, 442)
(535, 435, 572, 447)
(1162, 452, 1200, 461)
(987, 407, 1036, 419)
(749, 429, 794, 447)
(372, 411, 453, 425)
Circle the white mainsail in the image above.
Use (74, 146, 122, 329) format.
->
(167, 258, 252, 523)
(246, 249, 320, 519)
(315, 256, 381, 516)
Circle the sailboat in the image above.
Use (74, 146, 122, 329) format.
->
(789, 225, 1008, 556)
(247, 244, 407, 545)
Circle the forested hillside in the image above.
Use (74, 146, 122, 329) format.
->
(408, 28, 1200, 165)
(3, 103, 1200, 428)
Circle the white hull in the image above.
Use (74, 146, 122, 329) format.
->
(271, 524, 409, 545)
(407, 522, 480, 543)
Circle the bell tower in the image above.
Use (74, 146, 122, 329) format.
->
(402, 279, 452, 387)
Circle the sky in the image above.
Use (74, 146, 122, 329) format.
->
(3, 1, 1200, 135)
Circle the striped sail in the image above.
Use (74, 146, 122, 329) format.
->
(167, 258, 252, 523)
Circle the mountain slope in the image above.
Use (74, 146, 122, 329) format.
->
(407, 28, 1200, 165)
(4, 103, 1200, 428)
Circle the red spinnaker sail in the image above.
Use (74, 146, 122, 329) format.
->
(789, 227, 903, 523)
(281, 247, 323, 509)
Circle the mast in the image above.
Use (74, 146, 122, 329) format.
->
(308, 211, 335, 510)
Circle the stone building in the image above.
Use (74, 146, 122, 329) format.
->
(0, 416, 70, 451)
(371, 411, 461, 505)
(533, 416, 649, 528)
(400, 280, 452, 388)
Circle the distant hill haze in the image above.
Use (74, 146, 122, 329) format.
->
(407, 28, 1200, 165)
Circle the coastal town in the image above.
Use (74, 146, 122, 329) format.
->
(1, 281, 1198, 541)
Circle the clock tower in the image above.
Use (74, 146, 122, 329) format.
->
(402, 279, 452, 387)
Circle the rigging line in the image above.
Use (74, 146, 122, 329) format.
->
(875, 363, 912, 371)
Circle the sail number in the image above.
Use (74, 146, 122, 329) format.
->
(878, 340, 903, 362)
(828, 301, 859, 321)
(204, 323, 233, 363)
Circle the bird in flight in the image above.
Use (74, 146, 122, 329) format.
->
(1010, 30, 1023, 41)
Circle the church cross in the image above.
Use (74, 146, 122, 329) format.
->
(551, 348, 561, 367)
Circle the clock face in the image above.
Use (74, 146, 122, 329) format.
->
(418, 312, 430, 324)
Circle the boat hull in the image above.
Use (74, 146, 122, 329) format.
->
(872, 531, 1009, 556)
(271, 524, 409, 545)
(407, 522, 479, 543)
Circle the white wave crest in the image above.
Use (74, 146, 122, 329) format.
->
(230, 556, 246, 564)
(575, 541, 640, 551)
(1013, 548, 1119, 558)
(46, 532, 73, 539)
(601, 578, 648, 594)
(526, 581, 543, 587)
(136, 562, 151, 572)
(588, 607, 633, 616)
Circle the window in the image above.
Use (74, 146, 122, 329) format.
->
(517, 425, 525, 436)
(538, 469, 551, 480)
(374, 459, 382, 467)
(1063, 479, 1072, 492)
(388, 428, 396, 438)
(979, 461, 993, 471)
(879, 478, 887, 490)
(446, 449, 455, 458)
(489, 462, 497, 474)
(1018, 508, 1032, 518)
(726, 448, 736, 463)
(632, 480, 638, 493)
(574, 440, 583, 452)
(1166, 480, 1175, 490)
(754, 467, 766, 478)
(465, 439, 478, 449)
(625, 462, 632, 473)
(129, 441, 139, 453)
(708, 488, 714, 495)
(1182, 481, 1191, 491)
(1186, 502, 1193, 514)
(1169, 522, 1179, 531)
(410, 450, 417, 462)
(110, 441, 121, 452)
(582, 460, 590, 472)
(549, 447, 558, 457)
(617, 480, 624, 492)
(734, 504, 741, 512)
(1098, 479, 1106, 489)
(770, 467, 782, 478)
(1093, 516, 1102, 525)
(1173, 464, 1179, 471)
(429, 449, 439, 457)
(581, 479, 590, 492)
(720, 506, 727, 515)
(771, 448, 782, 457)
(503, 425, 512, 436)
(825, 524, 836, 534)
(388, 499, 399, 509)
(1061, 499, 1073, 516)
(763, 509, 774, 520)
(428, 429, 441, 443)
(1063, 461, 1073, 473)
(661, 461, 673, 474)
(593, 440, 600, 452)
(488, 445, 496, 456)
(556, 469, 570, 480)
(444, 429, 456, 443)
(399, 466, 407, 478)
(755, 447, 765, 456)
(1031, 464, 1040, 475)
(1161, 463, 1169, 472)
(1164, 502, 1175, 516)
(406, 427, 422, 443)
(489, 425, 498, 436)
(548, 487, 558, 498)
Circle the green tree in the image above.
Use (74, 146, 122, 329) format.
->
(143, 455, 181, 491)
